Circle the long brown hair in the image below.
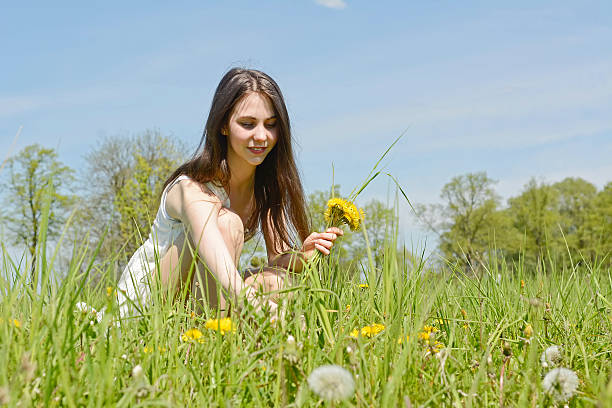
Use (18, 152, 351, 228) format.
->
(163, 68, 310, 253)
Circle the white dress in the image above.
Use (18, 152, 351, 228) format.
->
(116, 175, 231, 317)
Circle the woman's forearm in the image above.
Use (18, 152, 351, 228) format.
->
(268, 251, 306, 273)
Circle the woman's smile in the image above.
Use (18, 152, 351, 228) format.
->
(247, 146, 267, 155)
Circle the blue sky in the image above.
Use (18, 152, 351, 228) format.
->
(1, 1, 611, 249)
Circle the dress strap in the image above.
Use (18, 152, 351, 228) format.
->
(205, 181, 231, 208)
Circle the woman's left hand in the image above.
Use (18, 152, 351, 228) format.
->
(302, 227, 344, 260)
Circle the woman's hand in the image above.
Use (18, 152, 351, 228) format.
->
(302, 227, 344, 261)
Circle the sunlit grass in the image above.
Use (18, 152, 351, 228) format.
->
(1, 203, 611, 407)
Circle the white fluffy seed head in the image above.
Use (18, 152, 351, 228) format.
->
(307, 365, 355, 401)
(131, 364, 144, 379)
(540, 345, 563, 368)
(542, 367, 579, 403)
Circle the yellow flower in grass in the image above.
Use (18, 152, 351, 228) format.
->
(397, 335, 410, 344)
(205, 318, 235, 335)
(106, 286, 117, 298)
(358, 283, 369, 289)
(181, 328, 205, 343)
(350, 323, 385, 338)
(418, 325, 439, 344)
(324, 198, 363, 231)
(143, 346, 154, 353)
(13, 319, 21, 328)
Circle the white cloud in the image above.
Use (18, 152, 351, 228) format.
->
(315, 0, 347, 10)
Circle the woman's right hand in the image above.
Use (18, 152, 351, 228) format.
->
(301, 227, 344, 260)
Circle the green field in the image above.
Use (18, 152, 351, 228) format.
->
(1, 224, 611, 407)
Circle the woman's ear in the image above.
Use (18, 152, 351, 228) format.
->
(221, 126, 228, 136)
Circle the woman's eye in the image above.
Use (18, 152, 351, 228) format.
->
(265, 122, 277, 129)
(240, 122, 254, 129)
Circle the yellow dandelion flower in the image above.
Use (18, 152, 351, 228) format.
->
(523, 324, 533, 339)
(349, 329, 359, 338)
(345, 304, 351, 312)
(520, 279, 525, 289)
(359, 283, 369, 289)
(431, 341, 444, 354)
(351, 323, 385, 338)
(13, 319, 21, 328)
(143, 346, 154, 353)
(324, 198, 363, 231)
(106, 286, 117, 298)
(205, 318, 235, 335)
(418, 331, 431, 341)
(422, 325, 438, 334)
(181, 328, 205, 343)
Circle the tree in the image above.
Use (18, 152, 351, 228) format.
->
(507, 179, 561, 267)
(586, 182, 612, 264)
(1, 144, 75, 282)
(416, 172, 511, 272)
(78, 130, 188, 271)
(551, 177, 597, 262)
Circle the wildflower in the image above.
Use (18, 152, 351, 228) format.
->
(324, 198, 363, 231)
(523, 324, 533, 338)
(345, 304, 351, 312)
(284, 335, 300, 364)
(143, 346, 154, 353)
(131, 364, 144, 379)
(397, 335, 410, 344)
(541, 345, 563, 368)
(542, 367, 579, 403)
(181, 328, 205, 343)
(461, 309, 467, 318)
(12, 319, 21, 328)
(430, 341, 444, 354)
(417, 325, 439, 343)
(106, 287, 117, 298)
(307, 365, 355, 401)
(358, 283, 368, 289)
(520, 279, 525, 289)
(350, 323, 385, 338)
(205, 317, 235, 335)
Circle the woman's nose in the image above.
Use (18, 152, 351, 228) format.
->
(253, 125, 267, 141)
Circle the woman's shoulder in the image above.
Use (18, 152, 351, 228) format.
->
(165, 176, 225, 221)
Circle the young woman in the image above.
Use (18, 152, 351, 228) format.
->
(116, 68, 343, 317)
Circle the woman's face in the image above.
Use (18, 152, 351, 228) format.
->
(224, 92, 279, 169)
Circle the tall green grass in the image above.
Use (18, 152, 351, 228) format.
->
(1, 194, 611, 407)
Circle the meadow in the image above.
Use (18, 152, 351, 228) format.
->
(1, 205, 611, 407)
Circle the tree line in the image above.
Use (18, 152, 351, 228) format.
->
(0, 131, 398, 283)
(3, 134, 609, 282)
(415, 172, 612, 273)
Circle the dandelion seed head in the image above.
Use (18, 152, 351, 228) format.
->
(542, 367, 578, 403)
(541, 345, 563, 368)
(131, 364, 144, 379)
(307, 365, 355, 401)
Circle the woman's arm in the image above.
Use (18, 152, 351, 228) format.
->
(166, 179, 255, 303)
(265, 227, 344, 273)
